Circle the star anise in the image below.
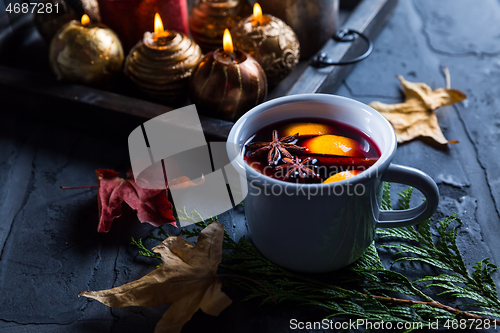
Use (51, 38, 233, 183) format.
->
(275, 156, 317, 180)
(246, 130, 305, 165)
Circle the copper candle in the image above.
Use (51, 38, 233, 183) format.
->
(49, 15, 124, 86)
(231, 3, 300, 86)
(189, 0, 252, 53)
(124, 13, 203, 101)
(190, 29, 267, 122)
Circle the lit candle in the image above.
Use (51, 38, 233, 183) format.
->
(142, 13, 177, 48)
(151, 13, 172, 44)
(217, 29, 235, 63)
(231, 3, 300, 86)
(49, 14, 124, 86)
(81, 14, 90, 26)
(253, 3, 263, 25)
(124, 13, 204, 101)
(189, 29, 268, 122)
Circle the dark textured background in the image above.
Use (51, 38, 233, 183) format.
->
(1, 0, 500, 332)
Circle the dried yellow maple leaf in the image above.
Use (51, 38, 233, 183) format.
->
(79, 222, 231, 333)
(369, 68, 467, 147)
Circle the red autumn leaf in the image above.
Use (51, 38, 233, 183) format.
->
(96, 169, 176, 233)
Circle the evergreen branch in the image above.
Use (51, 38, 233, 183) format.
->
(129, 183, 500, 330)
(217, 273, 277, 304)
(370, 295, 500, 325)
(130, 237, 161, 260)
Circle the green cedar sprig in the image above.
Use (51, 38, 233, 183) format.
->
(130, 183, 500, 331)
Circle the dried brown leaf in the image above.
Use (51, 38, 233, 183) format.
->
(369, 73, 467, 147)
(79, 222, 231, 333)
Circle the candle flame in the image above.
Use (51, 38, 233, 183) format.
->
(223, 29, 234, 54)
(154, 13, 164, 34)
(253, 3, 263, 24)
(81, 14, 90, 26)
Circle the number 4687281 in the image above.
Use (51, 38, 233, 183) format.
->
(6, 2, 59, 14)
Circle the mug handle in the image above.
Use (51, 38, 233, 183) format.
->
(376, 164, 439, 228)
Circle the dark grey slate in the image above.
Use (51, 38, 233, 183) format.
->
(2, 0, 500, 332)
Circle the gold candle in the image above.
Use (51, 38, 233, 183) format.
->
(49, 14, 124, 86)
(124, 13, 204, 101)
(231, 3, 300, 86)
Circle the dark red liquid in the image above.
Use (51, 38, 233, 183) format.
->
(243, 118, 381, 183)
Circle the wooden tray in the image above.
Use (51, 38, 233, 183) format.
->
(0, 0, 397, 140)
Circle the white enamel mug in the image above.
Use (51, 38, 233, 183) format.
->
(227, 94, 439, 273)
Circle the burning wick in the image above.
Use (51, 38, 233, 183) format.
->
(153, 13, 171, 44)
(154, 13, 164, 34)
(222, 28, 234, 61)
(253, 3, 263, 25)
(81, 14, 90, 26)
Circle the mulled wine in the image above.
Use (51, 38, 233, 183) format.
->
(243, 118, 381, 183)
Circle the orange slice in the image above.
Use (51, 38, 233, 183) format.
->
(323, 170, 362, 183)
(280, 122, 339, 137)
(302, 135, 364, 157)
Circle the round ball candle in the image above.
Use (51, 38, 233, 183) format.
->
(190, 29, 267, 122)
(124, 13, 204, 101)
(49, 14, 124, 86)
(189, 0, 252, 53)
(231, 3, 300, 86)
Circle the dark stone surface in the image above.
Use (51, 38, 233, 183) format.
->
(1, 1, 500, 332)
(329, 0, 500, 274)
